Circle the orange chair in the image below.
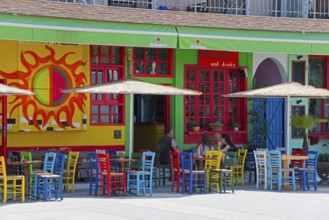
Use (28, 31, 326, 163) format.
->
(97, 153, 126, 197)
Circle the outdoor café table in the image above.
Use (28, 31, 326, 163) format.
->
(7, 160, 43, 197)
(281, 155, 309, 190)
(112, 158, 138, 173)
(193, 157, 216, 170)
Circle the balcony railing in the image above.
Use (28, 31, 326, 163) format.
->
(49, 0, 329, 19)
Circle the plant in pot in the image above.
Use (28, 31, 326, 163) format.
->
(209, 121, 224, 131)
(193, 123, 200, 132)
(317, 152, 329, 184)
(232, 122, 241, 131)
(290, 114, 328, 151)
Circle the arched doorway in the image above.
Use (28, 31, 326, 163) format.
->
(253, 57, 287, 150)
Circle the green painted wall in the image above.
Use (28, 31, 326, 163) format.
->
(173, 49, 198, 150)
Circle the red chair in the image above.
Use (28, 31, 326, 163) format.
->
(291, 148, 306, 168)
(169, 151, 181, 193)
(97, 153, 126, 197)
(138, 148, 149, 154)
(291, 148, 306, 189)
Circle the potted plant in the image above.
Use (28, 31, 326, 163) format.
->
(317, 153, 329, 184)
(193, 123, 200, 132)
(290, 114, 328, 151)
(209, 121, 224, 131)
(232, 122, 241, 131)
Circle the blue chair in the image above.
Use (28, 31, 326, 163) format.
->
(180, 152, 206, 194)
(88, 152, 100, 196)
(36, 153, 67, 201)
(107, 150, 119, 172)
(296, 150, 319, 191)
(31, 152, 57, 198)
(245, 151, 256, 183)
(127, 151, 155, 196)
(268, 150, 296, 191)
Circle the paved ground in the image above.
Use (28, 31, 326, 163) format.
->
(1, 182, 329, 220)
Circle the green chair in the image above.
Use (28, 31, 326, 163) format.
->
(20, 152, 33, 184)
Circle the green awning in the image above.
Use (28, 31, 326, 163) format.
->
(0, 14, 177, 48)
(177, 26, 329, 54)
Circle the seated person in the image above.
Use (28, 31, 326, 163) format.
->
(220, 133, 237, 153)
(196, 133, 214, 158)
(213, 133, 222, 150)
(158, 127, 180, 165)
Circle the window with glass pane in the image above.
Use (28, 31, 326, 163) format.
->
(184, 66, 246, 131)
(308, 57, 328, 134)
(133, 48, 172, 76)
(91, 45, 123, 65)
(90, 45, 124, 125)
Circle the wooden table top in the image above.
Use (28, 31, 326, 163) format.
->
(281, 155, 309, 160)
(7, 160, 43, 166)
(193, 157, 216, 161)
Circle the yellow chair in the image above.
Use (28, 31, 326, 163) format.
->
(205, 150, 222, 192)
(0, 156, 25, 204)
(234, 149, 248, 186)
(63, 151, 80, 192)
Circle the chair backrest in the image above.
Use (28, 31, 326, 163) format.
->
(180, 152, 193, 171)
(88, 152, 99, 175)
(291, 148, 306, 168)
(0, 156, 7, 180)
(141, 151, 155, 172)
(20, 152, 32, 161)
(305, 150, 319, 169)
(237, 149, 248, 168)
(170, 151, 180, 172)
(130, 152, 142, 170)
(20, 151, 33, 173)
(268, 150, 282, 171)
(253, 149, 267, 171)
(66, 151, 80, 172)
(245, 151, 256, 170)
(54, 153, 68, 176)
(97, 153, 110, 176)
(224, 151, 237, 169)
(106, 150, 118, 172)
(43, 152, 57, 173)
(205, 150, 222, 170)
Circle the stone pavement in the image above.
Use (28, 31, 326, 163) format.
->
(1, 182, 329, 220)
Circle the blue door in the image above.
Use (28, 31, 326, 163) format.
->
(266, 98, 284, 150)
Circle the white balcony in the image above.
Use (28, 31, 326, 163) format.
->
(48, 0, 329, 19)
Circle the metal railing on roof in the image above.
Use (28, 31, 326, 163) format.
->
(48, 0, 329, 19)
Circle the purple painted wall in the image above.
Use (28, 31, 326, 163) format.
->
(254, 58, 282, 87)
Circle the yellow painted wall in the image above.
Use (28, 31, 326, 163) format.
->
(0, 40, 125, 149)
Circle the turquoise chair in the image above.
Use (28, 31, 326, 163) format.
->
(127, 152, 155, 196)
(268, 150, 296, 191)
(180, 152, 206, 194)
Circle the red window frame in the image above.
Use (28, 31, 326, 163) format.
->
(184, 65, 247, 133)
(133, 48, 173, 77)
(308, 55, 329, 135)
(90, 45, 125, 126)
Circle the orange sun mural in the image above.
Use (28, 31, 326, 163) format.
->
(0, 45, 87, 131)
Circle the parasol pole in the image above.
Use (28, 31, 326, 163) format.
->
(286, 95, 290, 155)
(129, 93, 134, 159)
